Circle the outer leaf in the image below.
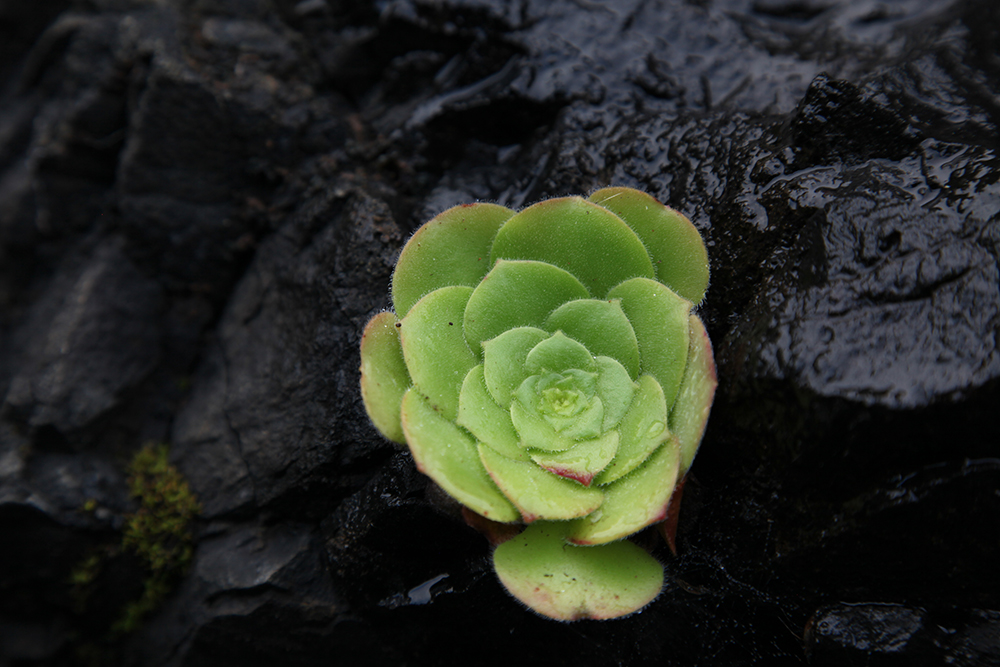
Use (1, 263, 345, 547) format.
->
(493, 521, 664, 621)
(544, 299, 640, 378)
(392, 202, 515, 317)
(594, 356, 635, 431)
(607, 277, 691, 409)
(490, 196, 655, 297)
(457, 365, 527, 461)
(530, 430, 619, 486)
(589, 187, 709, 304)
(400, 286, 479, 421)
(464, 260, 590, 353)
(359, 311, 411, 444)
(479, 445, 604, 522)
(482, 327, 550, 408)
(594, 375, 669, 485)
(567, 436, 681, 545)
(670, 314, 717, 473)
(401, 388, 520, 523)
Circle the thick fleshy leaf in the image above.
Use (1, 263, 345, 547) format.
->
(400, 286, 478, 421)
(524, 331, 597, 374)
(482, 327, 550, 408)
(359, 311, 411, 444)
(457, 365, 527, 461)
(464, 260, 590, 353)
(607, 277, 691, 409)
(589, 187, 709, 304)
(401, 388, 520, 523)
(594, 374, 669, 485)
(594, 356, 635, 431)
(515, 373, 603, 441)
(567, 436, 681, 545)
(392, 202, 514, 317)
(545, 395, 604, 440)
(490, 197, 655, 297)
(544, 299, 640, 378)
(530, 430, 619, 486)
(670, 314, 717, 473)
(493, 521, 664, 621)
(479, 444, 604, 522)
(509, 398, 576, 452)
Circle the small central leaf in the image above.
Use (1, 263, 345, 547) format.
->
(535, 370, 596, 417)
(541, 386, 583, 417)
(516, 371, 603, 441)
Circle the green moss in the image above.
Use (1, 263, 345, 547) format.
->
(112, 443, 200, 636)
(68, 443, 200, 644)
(69, 551, 104, 614)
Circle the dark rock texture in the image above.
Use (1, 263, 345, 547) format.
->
(1, 0, 998, 665)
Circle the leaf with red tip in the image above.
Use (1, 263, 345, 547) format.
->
(462, 507, 523, 547)
(359, 311, 411, 444)
(657, 475, 686, 555)
(478, 444, 603, 522)
(493, 521, 664, 621)
(529, 430, 619, 486)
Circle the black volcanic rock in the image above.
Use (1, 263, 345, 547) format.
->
(1, 1, 998, 666)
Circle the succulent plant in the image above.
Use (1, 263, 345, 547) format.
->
(360, 187, 716, 621)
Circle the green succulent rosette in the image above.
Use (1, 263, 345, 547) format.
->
(360, 187, 717, 621)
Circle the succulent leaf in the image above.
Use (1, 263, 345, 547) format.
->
(464, 259, 589, 352)
(567, 435, 681, 545)
(594, 356, 636, 431)
(360, 188, 715, 622)
(670, 314, 718, 472)
(392, 202, 514, 317)
(400, 285, 478, 421)
(457, 365, 527, 461)
(482, 327, 550, 408)
(524, 331, 597, 375)
(529, 430, 619, 486)
(509, 397, 577, 452)
(401, 388, 520, 523)
(490, 197, 655, 297)
(359, 311, 411, 444)
(493, 521, 664, 621)
(594, 374, 670, 486)
(545, 299, 641, 378)
(479, 444, 604, 522)
(589, 187, 709, 304)
(607, 277, 692, 409)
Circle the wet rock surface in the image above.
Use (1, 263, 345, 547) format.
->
(1, 0, 998, 665)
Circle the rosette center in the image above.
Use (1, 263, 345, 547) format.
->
(536, 370, 595, 418)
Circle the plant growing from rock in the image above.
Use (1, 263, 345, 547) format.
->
(360, 187, 716, 620)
